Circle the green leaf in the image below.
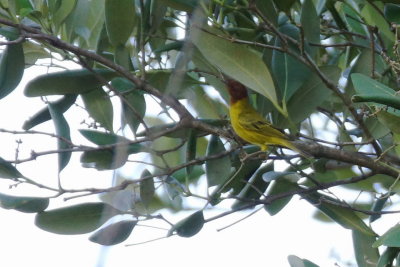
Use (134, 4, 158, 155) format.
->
(63, 0, 106, 49)
(81, 88, 114, 132)
(0, 42, 25, 100)
(352, 230, 379, 267)
(361, 2, 394, 46)
(111, 77, 146, 133)
(232, 163, 273, 209)
(264, 173, 299, 216)
(272, 24, 311, 102)
(48, 103, 72, 173)
(287, 255, 320, 267)
(24, 69, 117, 97)
(153, 40, 184, 54)
(105, 0, 136, 46)
(304, 192, 376, 236)
(191, 25, 281, 112)
(255, 0, 278, 27)
(22, 95, 77, 130)
(300, 0, 320, 57)
(0, 192, 49, 213)
(351, 74, 400, 110)
(377, 247, 400, 267)
(373, 223, 400, 247)
(80, 149, 128, 170)
(376, 111, 400, 134)
(0, 157, 25, 179)
(52, 0, 77, 27)
(205, 135, 231, 187)
(35, 202, 121, 235)
(384, 4, 400, 24)
(145, 69, 202, 98)
(352, 94, 400, 110)
(168, 210, 204, 237)
(89, 220, 137, 246)
(140, 169, 155, 207)
(283, 65, 341, 126)
(272, 0, 296, 13)
(185, 129, 197, 177)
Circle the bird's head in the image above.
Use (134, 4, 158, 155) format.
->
(225, 79, 248, 104)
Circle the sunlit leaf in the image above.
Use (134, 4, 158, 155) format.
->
(35, 202, 121, 235)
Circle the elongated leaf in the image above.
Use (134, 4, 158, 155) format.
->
(63, 0, 105, 49)
(301, 0, 319, 57)
(185, 129, 197, 177)
(377, 247, 400, 267)
(145, 69, 202, 98)
(282, 65, 341, 126)
(373, 223, 400, 247)
(81, 88, 114, 132)
(140, 169, 155, 207)
(255, 0, 278, 27)
(304, 192, 375, 236)
(232, 163, 274, 209)
(0, 42, 25, 100)
(35, 202, 121, 235)
(385, 4, 400, 24)
(105, 0, 136, 46)
(53, 0, 77, 26)
(24, 69, 117, 97)
(273, 0, 296, 12)
(111, 77, 146, 133)
(272, 25, 311, 102)
(23, 95, 77, 130)
(0, 157, 25, 179)
(81, 149, 128, 170)
(0, 192, 49, 213)
(205, 135, 231, 187)
(264, 173, 299, 216)
(352, 94, 400, 110)
(48, 103, 71, 173)
(191, 25, 280, 112)
(352, 230, 379, 267)
(168, 210, 204, 237)
(288, 255, 320, 267)
(89, 220, 137, 246)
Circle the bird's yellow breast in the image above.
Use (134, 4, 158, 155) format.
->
(229, 98, 294, 151)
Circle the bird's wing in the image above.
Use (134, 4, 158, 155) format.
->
(237, 111, 287, 139)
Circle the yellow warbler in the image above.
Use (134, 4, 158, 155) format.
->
(226, 79, 299, 153)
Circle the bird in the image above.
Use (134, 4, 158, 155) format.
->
(225, 79, 300, 153)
